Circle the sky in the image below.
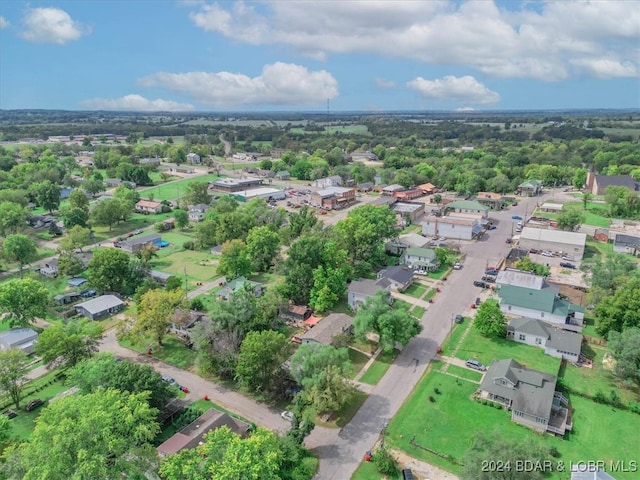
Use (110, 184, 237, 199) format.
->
(0, 0, 639, 112)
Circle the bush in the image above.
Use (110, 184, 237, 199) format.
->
(593, 390, 607, 404)
(372, 447, 399, 477)
(172, 406, 203, 430)
(183, 241, 195, 250)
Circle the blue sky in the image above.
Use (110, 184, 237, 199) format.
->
(1, 0, 639, 112)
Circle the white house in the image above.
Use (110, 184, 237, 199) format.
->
(188, 204, 209, 222)
(135, 200, 163, 214)
(507, 317, 582, 362)
(187, 153, 201, 164)
(421, 216, 483, 240)
(401, 247, 439, 272)
(312, 176, 342, 188)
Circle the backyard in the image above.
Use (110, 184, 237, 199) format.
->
(151, 250, 221, 285)
(139, 174, 220, 202)
(386, 369, 640, 479)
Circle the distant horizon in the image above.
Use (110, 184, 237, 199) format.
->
(1, 1, 638, 111)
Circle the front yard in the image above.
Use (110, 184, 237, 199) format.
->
(358, 349, 398, 385)
(119, 334, 198, 371)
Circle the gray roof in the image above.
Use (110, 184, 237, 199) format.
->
(301, 313, 353, 344)
(149, 270, 172, 281)
(495, 269, 547, 290)
(75, 295, 124, 315)
(348, 278, 385, 296)
(121, 233, 161, 247)
(520, 227, 586, 247)
(0, 328, 38, 347)
(613, 233, 640, 248)
(508, 318, 582, 355)
(398, 233, 430, 249)
(594, 174, 639, 191)
(190, 204, 209, 212)
(378, 266, 414, 285)
(480, 359, 557, 420)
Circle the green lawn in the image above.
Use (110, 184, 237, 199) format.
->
(139, 174, 220, 201)
(441, 363, 483, 383)
(348, 348, 371, 380)
(427, 267, 451, 280)
(387, 371, 640, 478)
(151, 249, 220, 284)
(443, 322, 468, 355)
(316, 390, 368, 428)
(411, 305, 425, 318)
(422, 288, 437, 301)
(359, 350, 398, 385)
(453, 323, 562, 375)
(351, 460, 401, 480)
(119, 334, 198, 371)
(404, 283, 427, 298)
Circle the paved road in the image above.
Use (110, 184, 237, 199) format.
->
(308, 190, 555, 479)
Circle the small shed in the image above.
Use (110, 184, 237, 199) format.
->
(0, 328, 39, 355)
(67, 277, 88, 288)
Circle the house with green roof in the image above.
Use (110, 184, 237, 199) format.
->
(478, 359, 572, 436)
(401, 247, 440, 272)
(217, 277, 265, 301)
(498, 284, 584, 332)
(517, 179, 543, 196)
(443, 200, 489, 218)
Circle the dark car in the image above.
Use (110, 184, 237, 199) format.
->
(511, 215, 523, 220)
(473, 280, 488, 288)
(454, 314, 463, 323)
(475, 297, 481, 306)
(482, 275, 496, 283)
(560, 262, 576, 269)
(24, 399, 44, 412)
(529, 248, 540, 254)
(485, 269, 498, 276)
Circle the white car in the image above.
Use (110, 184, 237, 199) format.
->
(281, 411, 294, 422)
(541, 251, 553, 257)
(453, 263, 462, 270)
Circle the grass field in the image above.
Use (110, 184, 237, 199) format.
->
(140, 174, 220, 201)
(387, 370, 640, 478)
(453, 323, 562, 375)
(152, 250, 220, 284)
(119, 334, 198, 371)
(351, 460, 402, 480)
(411, 305, 425, 318)
(348, 348, 371, 380)
(404, 283, 427, 298)
(359, 350, 398, 385)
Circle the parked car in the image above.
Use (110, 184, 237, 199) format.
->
(453, 263, 462, 270)
(511, 215, 523, 220)
(161, 375, 176, 385)
(562, 256, 575, 262)
(473, 280, 488, 288)
(454, 314, 463, 324)
(402, 469, 415, 480)
(281, 411, 294, 422)
(505, 238, 512, 244)
(24, 399, 44, 412)
(487, 225, 497, 230)
(475, 297, 481, 306)
(482, 275, 496, 283)
(485, 269, 498, 275)
(133, 229, 143, 235)
(465, 359, 486, 371)
(529, 248, 540, 254)
(541, 251, 554, 257)
(512, 201, 518, 206)
(560, 262, 576, 269)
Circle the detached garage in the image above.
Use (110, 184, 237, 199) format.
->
(75, 295, 124, 320)
(518, 227, 586, 259)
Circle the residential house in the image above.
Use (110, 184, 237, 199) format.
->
(347, 278, 389, 310)
(613, 233, 640, 256)
(401, 247, 440, 272)
(39, 258, 59, 278)
(376, 266, 414, 292)
(188, 204, 209, 222)
(517, 179, 543, 196)
(443, 200, 489, 219)
(157, 408, 251, 457)
(475, 192, 505, 210)
(75, 295, 124, 320)
(118, 233, 161, 253)
(507, 317, 583, 362)
(312, 175, 343, 188)
(135, 200, 163, 214)
(498, 284, 584, 332)
(274, 171, 290, 180)
(279, 304, 313, 323)
(418, 183, 437, 195)
(169, 166, 195, 174)
(357, 182, 374, 192)
(477, 359, 572, 436)
(149, 270, 173, 286)
(139, 157, 161, 166)
(168, 309, 208, 338)
(421, 215, 483, 240)
(586, 170, 640, 195)
(59, 187, 73, 200)
(518, 227, 586, 259)
(0, 328, 39, 355)
(218, 277, 264, 300)
(105, 178, 137, 189)
(385, 233, 430, 255)
(300, 313, 354, 345)
(392, 202, 425, 224)
(67, 277, 88, 288)
(186, 152, 201, 164)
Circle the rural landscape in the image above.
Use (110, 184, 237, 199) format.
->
(0, 108, 638, 480)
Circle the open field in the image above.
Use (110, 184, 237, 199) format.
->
(140, 174, 220, 201)
(387, 370, 640, 478)
(152, 250, 219, 284)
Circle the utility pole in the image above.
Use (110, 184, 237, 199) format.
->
(183, 266, 188, 294)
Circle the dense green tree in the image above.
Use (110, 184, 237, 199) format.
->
(2, 234, 37, 278)
(217, 239, 252, 280)
(573, 167, 588, 190)
(86, 247, 131, 293)
(474, 299, 507, 338)
(35, 318, 103, 369)
(82, 177, 105, 197)
(246, 225, 280, 272)
(3, 389, 160, 480)
(184, 180, 211, 206)
(62, 206, 89, 228)
(309, 264, 348, 313)
(299, 364, 357, 415)
(282, 233, 327, 305)
(56, 250, 85, 276)
(0, 278, 49, 327)
(0, 348, 29, 409)
(173, 209, 189, 229)
(131, 288, 187, 346)
(32, 180, 61, 213)
(236, 330, 291, 393)
(69, 353, 175, 410)
(90, 198, 125, 230)
(159, 427, 283, 480)
(607, 328, 640, 388)
(68, 187, 90, 212)
(556, 206, 585, 231)
(290, 343, 351, 387)
(59, 225, 91, 252)
(595, 277, 640, 337)
(581, 191, 593, 210)
(586, 253, 639, 302)
(514, 257, 550, 276)
(284, 205, 319, 242)
(605, 185, 639, 217)
(354, 290, 422, 353)
(194, 219, 218, 248)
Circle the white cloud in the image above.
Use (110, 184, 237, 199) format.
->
(187, 1, 640, 80)
(0, 16, 10, 29)
(407, 75, 500, 105)
(139, 62, 339, 108)
(20, 7, 89, 44)
(80, 94, 194, 112)
(375, 78, 396, 89)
